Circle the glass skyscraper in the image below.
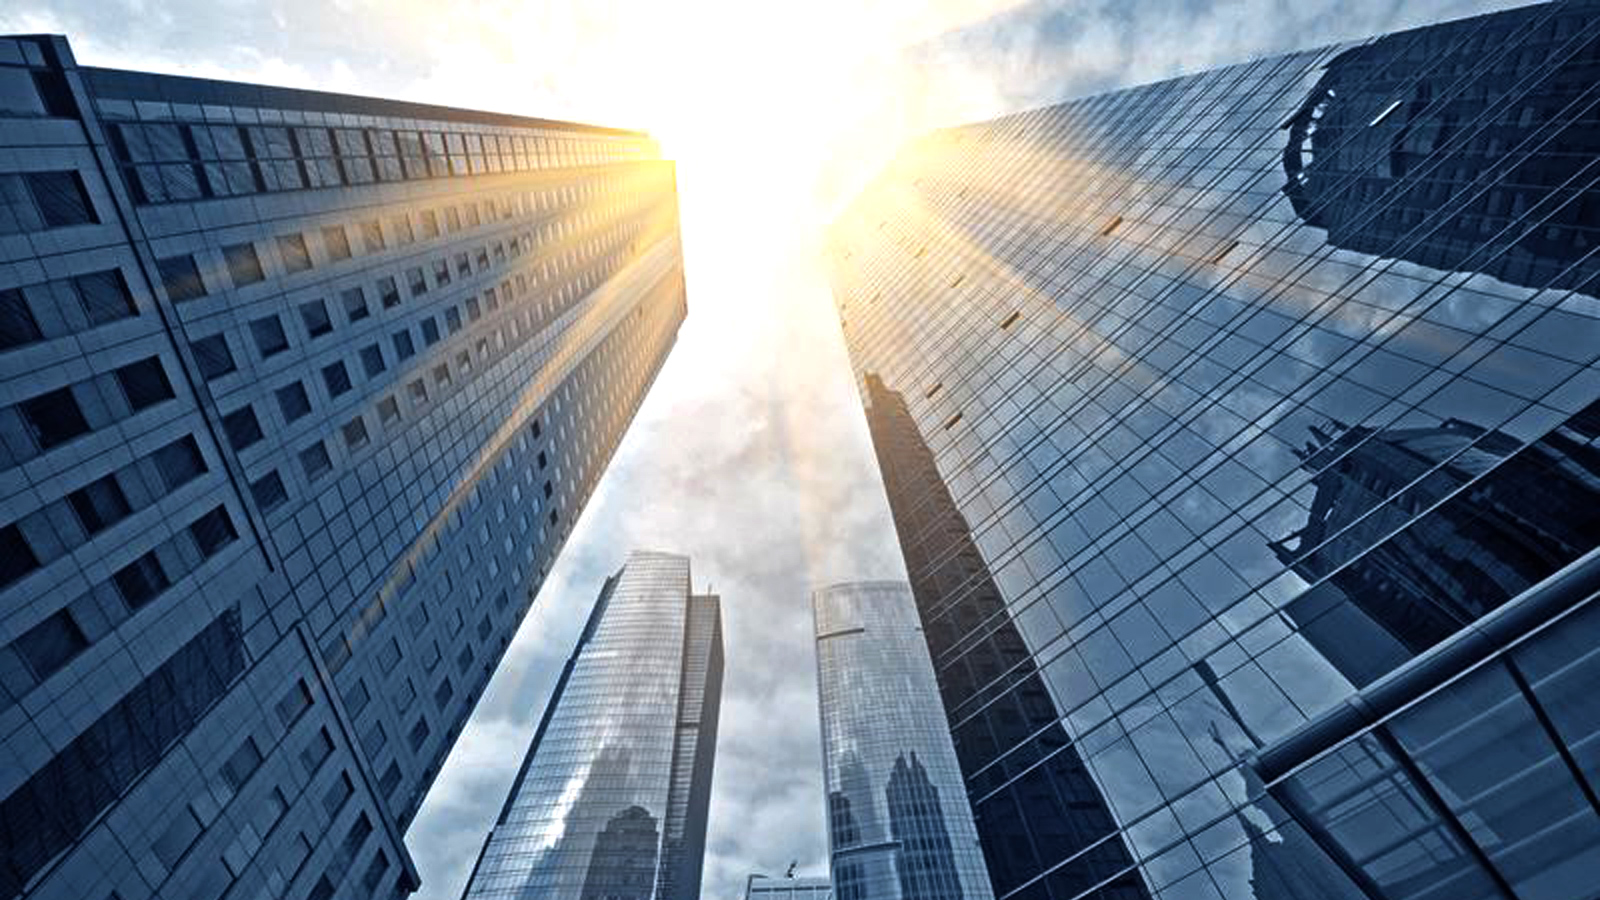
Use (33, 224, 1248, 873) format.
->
(828, 4, 1600, 900)
(0, 35, 684, 900)
(813, 581, 995, 900)
(462, 551, 724, 900)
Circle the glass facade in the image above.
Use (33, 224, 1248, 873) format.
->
(0, 34, 684, 900)
(814, 582, 995, 900)
(462, 551, 723, 900)
(827, 4, 1600, 900)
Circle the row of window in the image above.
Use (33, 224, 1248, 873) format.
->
(0, 267, 137, 352)
(0, 169, 97, 235)
(3, 353, 178, 470)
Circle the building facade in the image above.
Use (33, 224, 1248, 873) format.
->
(462, 551, 723, 900)
(813, 582, 994, 900)
(746, 875, 835, 900)
(828, 4, 1600, 900)
(0, 35, 686, 900)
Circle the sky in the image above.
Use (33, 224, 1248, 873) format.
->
(0, 0, 1521, 897)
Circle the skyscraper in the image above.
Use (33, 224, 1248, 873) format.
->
(0, 35, 685, 900)
(828, 4, 1600, 900)
(462, 551, 723, 900)
(813, 582, 994, 900)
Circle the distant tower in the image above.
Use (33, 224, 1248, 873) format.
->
(463, 552, 724, 899)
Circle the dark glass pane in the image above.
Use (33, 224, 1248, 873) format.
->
(20, 386, 89, 449)
(152, 436, 206, 490)
(250, 315, 289, 356)
(249, 470, 288, 512)
(15, 610, 88, 680)
(187, 506, 236, 557)
(299, 299, 332, 338)
(112, 551, 169, 609)
(114, 357, 174, 411)
(275, 382, 312, 421)
(0, 523, 41, 587)
(26, 171, 94, 227)
(222, 242, 264, 287)
(68, 473, 132, 535)
(74, 270, 136, 325)
(156, 255, 206, 302)
(189, 334, 235, 380)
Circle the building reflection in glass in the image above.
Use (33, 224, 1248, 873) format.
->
(828, 3, 1600, 898)
(814, 581, 997, 900)
(463, 551, 723, 900)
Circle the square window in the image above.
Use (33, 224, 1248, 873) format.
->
(16, 610, 88, 680)
(20, 386, 89, 449)
(156, 255, 206, 302)
(277, 233, 313, 273)
(0, 523, 40, 587)
(360, 343, 386, 377)
(250, 470, 288, 511)
(250, 315, 289, 357)
(299, 299, 333, 338)
(445, 307, 461, 333)
(454, 252, 470, 278)
(391, 215, 414, 245)
(433, 364, 452, 387)
(152, 436, 206, 489)
(342, 416, 369, 449)
(361, 220, 384, 253)
(393, 329, 415, 360)
(26, 170, 95, 227)
(378, 396, 401, 426)
(113, 551, 169, 609)
(408, 379, 428, 405)
(406, 267, 428, 297)
(69, 473, 132, 535)
(433, 259, 451, 286)
(189, 505, 237, 557)
(377, 276, 400, 309)
(421, 318, 440, 345)
(322, 361, 352, 396)
(189, 334, 235, 380)
(222, 405, 264, 450)
(74, 270, 136, 325)
(115, 357, 175, 411)
(223, 242, 265, 286)
(466, 297, 481, 322)
(322, 225, 352, 260)
(299, 441, 332, 480)
(341, 287, 369, 322)
(0, 287, 42, 349)
(276, 381, 312, 421)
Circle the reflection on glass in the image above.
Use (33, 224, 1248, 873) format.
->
(1284, 4, 1600, 297)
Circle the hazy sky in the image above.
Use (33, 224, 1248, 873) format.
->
(0, 0, 1518, 897)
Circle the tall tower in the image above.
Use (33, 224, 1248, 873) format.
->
(462, 551, 723, 900)
(829, 3, 1600, 899)
(0, 35, 685, 900)
(813, 582, 994, 900)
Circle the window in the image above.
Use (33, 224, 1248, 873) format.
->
(26, 171, 95, 227)
(445, 307, 461, 333)
(276, 381, 312, 421)
(341, 416, 369, 450)
(420, 317, 440, 345)
(0, 287, 42, 349)
(276, 679, 313, 726)
(361, 720, 387, 758)
(0, 523, 40, 587)
(342, 679, 371, 718)
(466, 297, 481, 322)
(223, 242, 264, 286)
(377, 396, 401, 427)
(377, 276, 400, 309)
(322, 225, 352, 260)
(392, 329, 415, 360)
(359, 344, 386, 378)
(299, 299, 333, 338)
(361, 220, 384, 252)
(16, 610, 88, 680)
(190, 334, 235, 380)
(151, 808, 202, 871)
(420, 209, 439, 238)
(250, 315, 289, 357)
(406, 266, 427, 297)
(69, 474, 132, 535)
(432, 364, 452, 388)
(391, 214, 414, 245)
(221, 406, 264, 450)
(407, 716, 430, 751)
(115, 357, 174, 411)
(113, 551, 169, 609)
(300, 441, 332, 480)
(433, 678, 453, 709)
(537, 450, 547, 469)
(156, 255, 206, 302)
(454, 252, 470, 278)
(378, 762, 402, 798)
(322, 361, 352, 397)
(408, 379, 428, 405)
(433, 259, 452, 286)
(278, 233, 314, 273)
(20, 386, 90, 449)
(299, 728, 334, 775)
(1000, 310, 1021, 330)
(250, 470, 288, 512)
(188, 506, 237, 557)
(445, 207, 461, 232)
(152, 436, 206, 489)
(74, 270, 136, 325)
(341, 287, 369, 322)
(220, 737, 263, 791)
